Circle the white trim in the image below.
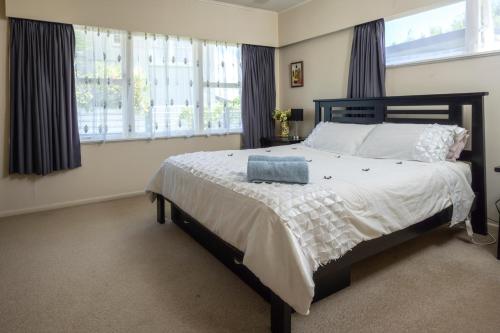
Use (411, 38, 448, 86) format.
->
(387, 48, 500, 69)
(488, 219, 498, 229)
(195, 42, 204, 134)
(0, 191, 145, 219)
(80, 132, 242, 145)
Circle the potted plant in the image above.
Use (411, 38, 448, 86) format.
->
(273, 109, 292, 137)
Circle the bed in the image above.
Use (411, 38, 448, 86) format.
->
(146, 93, 488, 333)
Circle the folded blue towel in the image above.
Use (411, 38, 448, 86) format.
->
(247, 158, 309, 184)
(248, 155, 305, 162)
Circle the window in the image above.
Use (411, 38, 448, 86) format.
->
(203, 41, 242, 133)
(386, 0, 500, 66)
(75, 26, 242, 141)
(75, 27, 128, 140)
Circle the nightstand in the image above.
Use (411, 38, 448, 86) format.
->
(260, 136, 305, 148)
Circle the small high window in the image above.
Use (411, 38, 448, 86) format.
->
(386, 0, 500, 66)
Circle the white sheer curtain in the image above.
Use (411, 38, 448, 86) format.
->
(75, 26, 128, 141)
(74, 25, 242, 141)
(132, 34, 196, 138)
(202, 41, 242, 134)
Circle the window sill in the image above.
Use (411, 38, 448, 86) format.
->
(80, 132, 242, 145)
(386, 49, 500, 69)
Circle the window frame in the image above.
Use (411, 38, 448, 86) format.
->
(75, 26, 243, 143)
(200, 41, 243, 135)
(385, 0, 500, 67)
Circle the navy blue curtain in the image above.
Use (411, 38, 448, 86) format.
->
(9, 18, 81, 175)
(241, 44, 276, 149)
(347, 19, 386, 98)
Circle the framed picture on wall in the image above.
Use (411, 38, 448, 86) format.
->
(290, 61, 304, 88)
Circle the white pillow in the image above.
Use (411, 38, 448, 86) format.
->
(444, 126, 469, 161)
(303, 122, 376, 155)
(357, 123, 456, 162)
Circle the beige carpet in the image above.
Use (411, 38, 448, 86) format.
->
(0, 196, 499, 333)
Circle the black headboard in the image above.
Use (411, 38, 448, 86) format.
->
(313, 92, 488, 235)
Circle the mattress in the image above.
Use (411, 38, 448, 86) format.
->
(145, 144, 474, 315)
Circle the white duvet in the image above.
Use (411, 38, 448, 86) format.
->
(145, 144, 474, 315)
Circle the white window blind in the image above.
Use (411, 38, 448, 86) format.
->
(386, 0, 500, 66)
(75, 26, 242, 142)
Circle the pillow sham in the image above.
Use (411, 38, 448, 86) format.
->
(302, 122, 376, 155)
(445, 126, 469, 161)
(356, 123, 456, 162)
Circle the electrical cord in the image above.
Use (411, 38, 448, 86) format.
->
(453, 222, 496, 245)
(471, 230, 496, 245)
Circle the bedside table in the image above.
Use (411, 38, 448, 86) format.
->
(261, 136, 305, 148)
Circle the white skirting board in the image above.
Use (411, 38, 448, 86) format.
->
(0, 191, 145, 218)
(489, 220, 499, 231)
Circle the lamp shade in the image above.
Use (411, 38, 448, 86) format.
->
(290, 108, 304, 121)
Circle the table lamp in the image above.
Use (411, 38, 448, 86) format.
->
(290, 108, 303, 140)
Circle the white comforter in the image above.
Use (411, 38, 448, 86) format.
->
(145, 144, 474, 315)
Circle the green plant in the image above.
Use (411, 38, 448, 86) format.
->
(204, 96, 241, 128)
(133, 71, 150, 115)
(180, 106, 193, 125)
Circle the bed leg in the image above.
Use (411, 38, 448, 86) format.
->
(270, 293, 291, 333)
(156, 194, 165, 224)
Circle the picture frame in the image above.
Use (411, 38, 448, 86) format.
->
(290, 61, 304, 88)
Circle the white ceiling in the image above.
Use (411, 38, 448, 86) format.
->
(213, 0, 307, 12)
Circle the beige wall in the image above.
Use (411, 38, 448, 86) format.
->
(0, 1, 242, 217)
(278, 27, 500, 221)
(277, 28, 353, 136)
(278, 0, 452, 46)
(5, 0, 278, 46)
(0, 136, 241, 217)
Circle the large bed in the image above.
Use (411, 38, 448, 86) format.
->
(146, 93, 488, 333)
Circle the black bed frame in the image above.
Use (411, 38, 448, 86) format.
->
(154, 92, 488, 333)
